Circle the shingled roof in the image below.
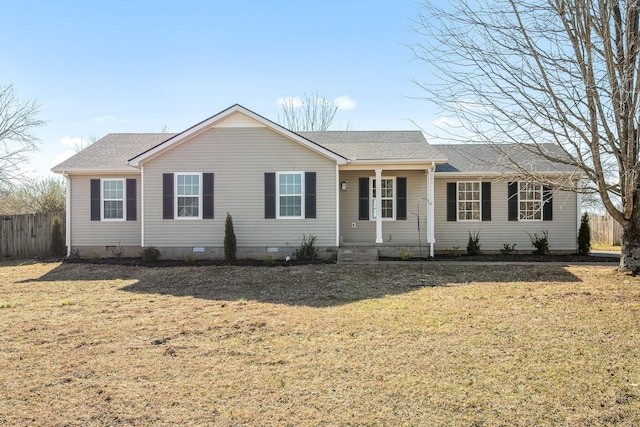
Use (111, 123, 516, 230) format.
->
(52, 133, 175, 172)
(51, 127, 576, 176)
(300, 131, 446, 162)
(434, 143, 578, 174)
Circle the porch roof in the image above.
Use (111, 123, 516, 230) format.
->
(300, 131, 447, 162)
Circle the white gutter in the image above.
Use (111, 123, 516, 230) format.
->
(64, 172, 71, 257)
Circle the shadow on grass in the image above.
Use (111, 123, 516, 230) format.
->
(18, 262, 584, 308)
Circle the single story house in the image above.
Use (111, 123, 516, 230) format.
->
(52, 104, 581, 260)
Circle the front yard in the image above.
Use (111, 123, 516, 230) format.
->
(1, 261, 639, 426)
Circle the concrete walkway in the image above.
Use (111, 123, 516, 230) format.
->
(590, 250, 621, 259)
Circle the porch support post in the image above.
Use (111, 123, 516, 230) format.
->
(375, 168, 383, 243)
(336, 164, 340, 247)
(427, 163, 435, 258)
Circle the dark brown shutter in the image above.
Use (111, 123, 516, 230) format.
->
(90, 179, 100, 221)
(126, 179, 136, 221)
(265, 172, 276, 219)
(508, 182, 518, 221)
(481, 182, 491, 221)
(163, 173, 174, 219)
(305, 172, 316, 218)
(446, 182, 456, 221)
(396, 177, 407, 220)
(203, 173, 214, 219)
(358, 177, 369, 220)
(543, 186, 553, 221)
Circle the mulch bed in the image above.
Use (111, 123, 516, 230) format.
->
(383, 253, 619, 263)
(49, 252, 621, 267)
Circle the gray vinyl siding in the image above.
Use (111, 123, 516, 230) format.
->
(339, 170, 427, 244)
(143, 127, 337, 249)
(69, 174, 141, 246)
(434, 178, 578, 252)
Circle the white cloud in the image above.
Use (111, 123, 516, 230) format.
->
(334, 95, 356, 111)
(51, 149, 76, 166)
(60, 136, 86, 148)
(276, 96, 304, 108)
(432, 116, 458, 128)
(92, 115, 116, 122)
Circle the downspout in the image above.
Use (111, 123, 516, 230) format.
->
(428, 161, 436, 258)
(64, 172, 71, 257)
(141, 165, 145, 247)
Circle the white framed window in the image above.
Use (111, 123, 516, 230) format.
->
(519, 182, 542, 221)
(457, 181, 481, 221)
(277, 172, 304, 218)
(370, 177, 395, 220)
(176, 173, 202, 219)
(101, 179, 125, 221)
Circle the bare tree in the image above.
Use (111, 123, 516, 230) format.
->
(73, 134, 99, 153)
(411, 0, 640, 271)
(278, 92, 339, 131)
(0, 84, 45, 185)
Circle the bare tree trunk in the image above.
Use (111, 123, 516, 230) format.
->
(621, 198, 640, 271)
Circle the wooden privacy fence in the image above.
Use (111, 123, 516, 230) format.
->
(589, 215, 622, 246)
(0, 212, 66, 259)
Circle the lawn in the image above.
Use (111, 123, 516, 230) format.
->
(1, 261, 639, 426)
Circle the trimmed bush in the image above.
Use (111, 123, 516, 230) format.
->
(577, 212, 591, 255)
(466, 231, 481, 256)
(50, 215, 66, 256)
(294, 234, 318, 261)
(224, 213, 237, 263)
(529, 231, 549, 255)
(141, 246, 161, 261)
(500, 242, 517, 255)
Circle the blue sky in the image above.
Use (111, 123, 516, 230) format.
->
(1, 0, 441, 177)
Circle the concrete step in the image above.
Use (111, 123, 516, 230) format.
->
(338, 248, 379, 263)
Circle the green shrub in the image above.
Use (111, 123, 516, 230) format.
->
(141, 246, 161, 261)
(294, 234, 318, 261)
(111, 243, 125, 259)
(529, 231, 549, 255)
(264, 256, 276, 267)
(224, 213, 237, 263)
(500, 242, 517, 255)
(577, 212, 591, 255)
(446, 246, 461, 257)
(184, 253, 196, 265)
(50, 215, 65, 256)
(398, 249, 412, 261)
(466, 231, 481, 256)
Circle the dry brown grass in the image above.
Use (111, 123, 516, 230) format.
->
(1, 261, 639, 426)
(591, 243, 622, 252)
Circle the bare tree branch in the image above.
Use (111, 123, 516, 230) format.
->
(410, 0, 640, 270)
(0, 83, 45, 185)
(277, 92, 339, 131)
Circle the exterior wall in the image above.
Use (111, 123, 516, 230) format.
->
(338, 170, 428, 245)
(68, 245, 337, 260)
(142, 126, 338, 256)
(433, 178, 578, 252)
(68, 173, 141, 249)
